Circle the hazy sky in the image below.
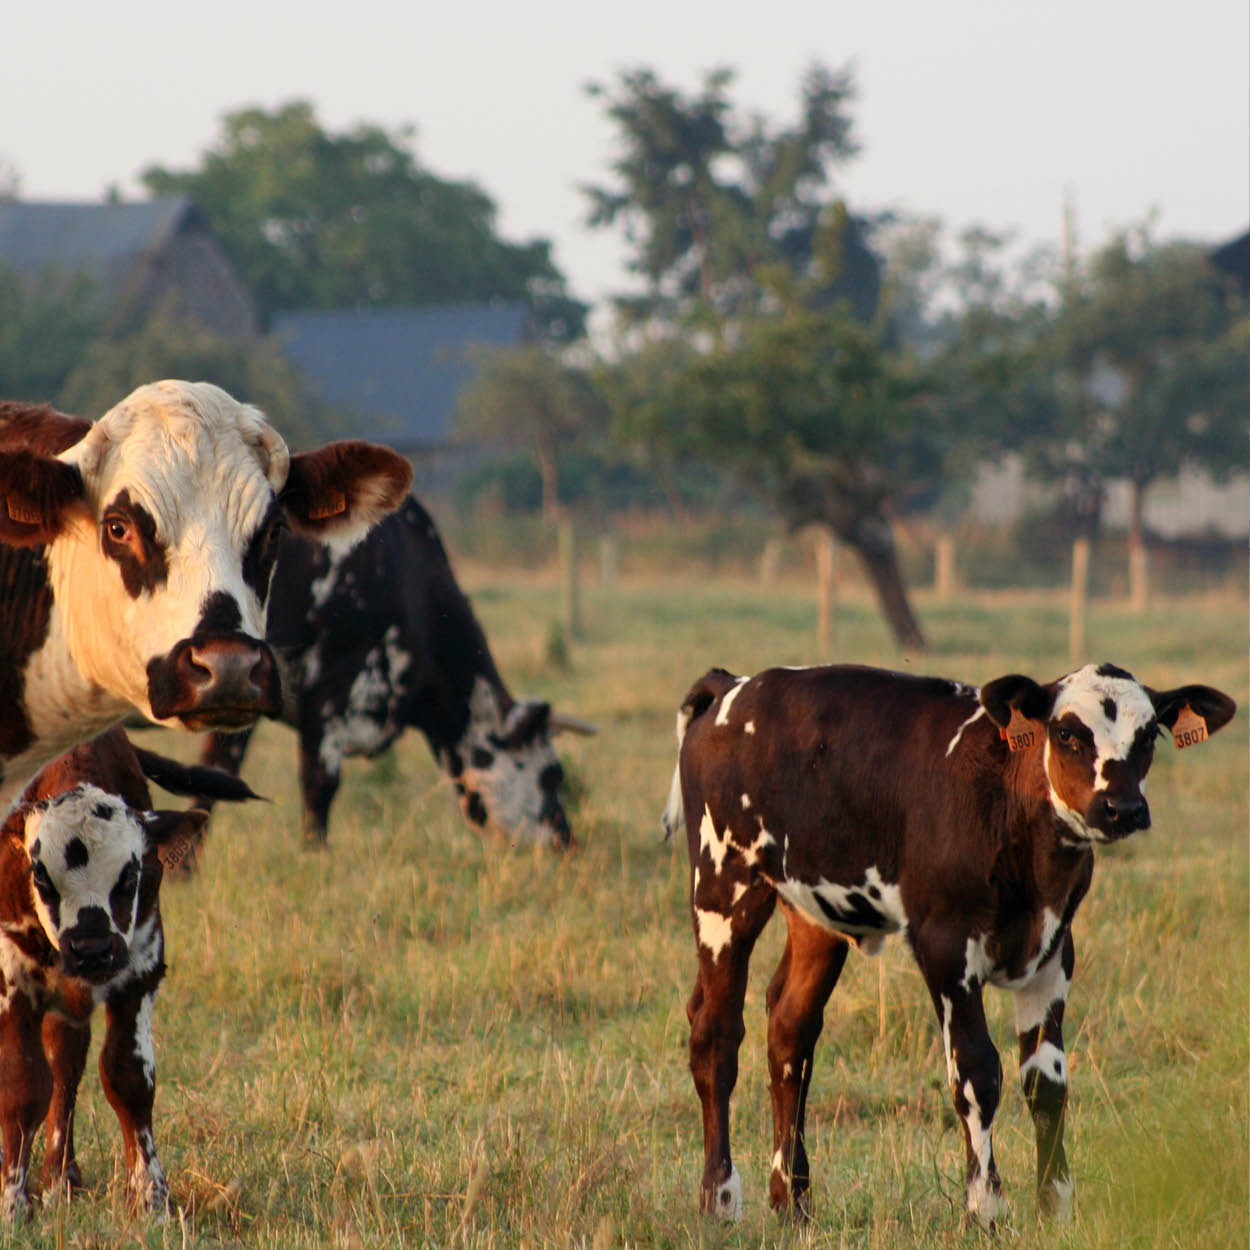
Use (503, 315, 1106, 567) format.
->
(3, 1, 1246, 304)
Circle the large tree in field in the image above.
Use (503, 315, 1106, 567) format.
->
(143, 101, 585, 341)
(584, 64, 937, 647)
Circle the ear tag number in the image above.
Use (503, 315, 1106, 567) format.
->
(999, 707, 1037, 753)
(1171, 703, 1208, 750)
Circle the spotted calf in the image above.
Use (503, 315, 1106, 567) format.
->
(664, 662, 1234, 1227)
(0, 728, 258, 1219)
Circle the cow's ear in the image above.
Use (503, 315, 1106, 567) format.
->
(980, 674, 1053, 729)
(280, 441, 412, 548)
(1149, 684, 1237, 736)
(0, 451, 86, 546)
(143, 807, 208, 873)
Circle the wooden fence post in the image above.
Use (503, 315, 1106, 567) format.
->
(1069, 535, 1090, 665)
(935, 532, 956, 601)
(599, 534, 619, 588)
(1129, 539, 1148, 612)
(760, 537, 784, 587)
(559, 519, 582, 640)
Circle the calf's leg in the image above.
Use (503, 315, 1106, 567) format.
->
(40, 1014, 91, 1195)
(687, 876, 775, 1219)
(1014, 933, 1075, 1220)
(0, 1004, 51, 1221)
(765, 905, 849, 1218)
(99, 988, 169, 1215)
(298, 728, 341, 846)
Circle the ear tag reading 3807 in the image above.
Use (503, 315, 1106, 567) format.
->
(999, 706, 1037, 753)
(1170, 703, 1208, 750)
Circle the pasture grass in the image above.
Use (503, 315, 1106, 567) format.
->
(9, 577, 1245, 1249)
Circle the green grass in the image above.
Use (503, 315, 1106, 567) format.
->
(9, 578, 1245, 1248)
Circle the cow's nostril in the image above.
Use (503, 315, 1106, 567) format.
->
(181, 647, 215, 688)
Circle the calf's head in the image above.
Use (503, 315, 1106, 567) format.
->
(981, 662, 1235, 844)
(21, 784, 206, 982)
(444, 680, 596, 848)
(0, 381, 411, 731)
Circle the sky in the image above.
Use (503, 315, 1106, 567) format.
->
(2, 0, 1246, 307)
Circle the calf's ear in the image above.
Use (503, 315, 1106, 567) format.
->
(280, 440, 412, 549)
(1149, 685, 1237, 737)
(980, 673, 1054, 729)
(0, 452, 86, 546)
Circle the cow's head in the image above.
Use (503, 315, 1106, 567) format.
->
(443, 679, 596, 849)
(21, 783, 206, 982)
(981, 662, 1235, 845)
(0, 381, 411, 731)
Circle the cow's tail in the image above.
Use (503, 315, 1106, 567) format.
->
(131, 746, 265, 805)
(660, 668, 741, 841)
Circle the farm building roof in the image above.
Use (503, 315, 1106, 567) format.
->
(273, 302, 530, 449)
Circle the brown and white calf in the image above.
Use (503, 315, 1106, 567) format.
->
(663, 662, 1235, 1227)
(0, 381, 411, 808)
(0, 726, 259, 1219)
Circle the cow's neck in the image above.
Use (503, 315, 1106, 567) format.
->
(0, 600, 128, 812)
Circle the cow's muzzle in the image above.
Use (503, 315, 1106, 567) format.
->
(1088, 791, 1151, 840)
(147, 634, 282, 730)
(61, 931, 127, 983)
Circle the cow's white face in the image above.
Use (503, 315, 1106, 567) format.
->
(23, 783, 156, 982)
(50, 381, 287, 729)
(0, 380, 412, 736)
(447, 679, 572, 848)
(981, 662, 1236, 847)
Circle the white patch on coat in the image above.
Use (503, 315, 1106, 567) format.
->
(696, 908, 734, 962)
(1013, 943, 1071, 1035)
(744, 720, 756, 735)
(770, 1147, 788, 1183)
(775, 866, 906, 942)
(699, 807, 730, 874)
(961, 1080, 1000, 1228)
(945, 704, 986, 757)
(940, 994, 957, 1085)
(0, 923, 46, 1011)
(132, 992, 157, 1088)
(713, 677, 750, 727)
(740, 794, 751, 809)
(1020, 1040, 1068, 1087)
(712, 1167, 742, 1221)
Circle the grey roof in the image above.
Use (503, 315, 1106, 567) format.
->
(274, 303, 529, 447)
(0, 197, 196, 287)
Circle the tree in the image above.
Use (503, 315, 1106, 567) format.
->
(0, 266, 100, 403)
(454, 346, 606, 523)
(1049, 224, 1247, 565)
(143, 101, 586, 341)
(586, 65, 936, 647)
(58, 297, 329, 447)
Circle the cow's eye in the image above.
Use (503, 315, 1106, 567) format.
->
(105, 518, 131, 543)
(1056, 726, 1078, 749)
(31, 863, 53, 897)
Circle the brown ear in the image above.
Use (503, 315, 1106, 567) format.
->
(280, 440, 412, 544)
(146, 808, 209, 873)
(0, 452, 86, 546)
(979, 674, 1054, 730)
(1150, 685, 1237, 737)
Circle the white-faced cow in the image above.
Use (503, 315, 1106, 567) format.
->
(0, 381, 411, 809)
(663, 661, 1234, 1227)
(198, 497, 594, 849)
(0, 726, 260, 1219)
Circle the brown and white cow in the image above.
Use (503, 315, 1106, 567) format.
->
(663, 662, 1235, 1227)
(0, 381, 411, 808)
(0, 727, 259, 1219)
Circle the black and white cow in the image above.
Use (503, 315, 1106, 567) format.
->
(199, 496, 593, 849)
(663, 661, 1235, 1227)
(0, 381, 412, 808)
(0, 727, 259, 1219)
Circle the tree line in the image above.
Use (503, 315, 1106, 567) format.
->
(1, 75, 1244, 647)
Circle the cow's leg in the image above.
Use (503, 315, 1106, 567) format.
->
(687, 872, 776, 1220)
(1014, 932, 1075, 1221)
(40, 1014, 91, 1197)
(298, 727, 341, 847)
(99, 988, 169, 1216)
(0, 1005, 51, 1221)
(924, 967, 1003, 1229)
(765, 904, 849, 1218)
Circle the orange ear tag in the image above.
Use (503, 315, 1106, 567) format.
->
(999, 706, 1037, 753)
(1170, 703, 1209, 750)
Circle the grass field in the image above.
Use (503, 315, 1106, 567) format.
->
(11, 574, 1246, 1249)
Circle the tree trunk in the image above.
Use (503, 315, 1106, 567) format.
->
(535, 440, 560, 524)
(837, 513, 926, 651)
(1128, 478, 1148, 611)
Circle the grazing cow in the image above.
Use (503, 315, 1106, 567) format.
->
(663, 661, 1235, 1227)
(0, 381, 411, 808)
(0, 727, 260, 1219)
(199, 497, 595, 848)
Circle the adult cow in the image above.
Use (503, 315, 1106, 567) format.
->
(663, 661, 1234, 1227)
(0, 381, 411, 809)
(199, 497, 594, 848)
